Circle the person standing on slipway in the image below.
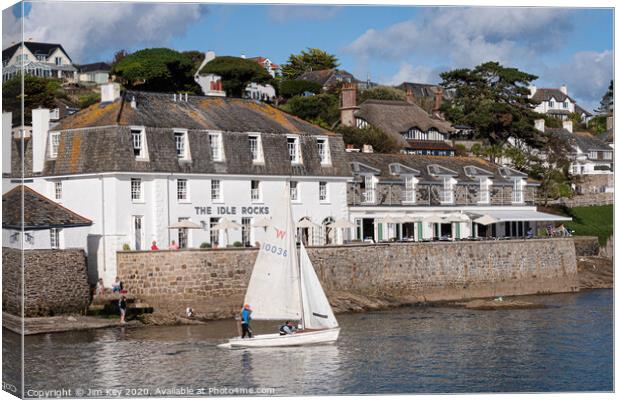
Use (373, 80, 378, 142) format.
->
(119, 296, 127, 324)
(241, 304, 253, 338)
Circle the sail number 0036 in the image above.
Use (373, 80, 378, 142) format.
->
(263, 243, 288, 258)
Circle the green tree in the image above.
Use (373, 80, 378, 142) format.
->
(2, 74, 59, 125)
(281, 48, 339, 80)
(111, 48, 199, 93)
(281, 93, 340, 126)
(588, 115, 609, 135)
(595, 80, 613, 115)
(440, 62, 541, 147)
(357, 86, 406, 104)
(182, 50, 206, 71)
(200, 56, 274, 98)
(279, 79, 323, 99)
(336, 125, 400, 154)
(529, 134, 572, 204)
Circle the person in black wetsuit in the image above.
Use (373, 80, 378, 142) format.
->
(119, 296, 127, 324)
(279, 321, 296, 335)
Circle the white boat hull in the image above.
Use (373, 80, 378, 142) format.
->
(218, 327, 340, 349)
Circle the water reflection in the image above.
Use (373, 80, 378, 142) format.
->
(2, 290, 612, 395)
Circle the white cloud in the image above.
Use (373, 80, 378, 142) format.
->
(346, 7, 572, 68)
(548, 50, 613, 111)
(267, 6, 341, 22)
(384, 63, 444, 85)
(3, 2, 208, 63)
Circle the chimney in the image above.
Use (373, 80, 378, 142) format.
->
(607, 115, 613, 131)
(2, 112, 12, 175)
(362, 144, 374, 153)
(534, 118, 545, 132)
(528, 85, 537, 97)
(100, 82, 121, 103)
(563, 120, 573, 133)
(340, 83, 359, 127)
(560, 84, 567, 95)
(405, 88, 414, 104)
(130, 96, 137, 109)
(433, 87, 444, 112)
(31, 108, 50, 174)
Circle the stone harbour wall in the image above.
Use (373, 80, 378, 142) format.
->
(2, 247, 91, 317)
(572, 236, 601, 257)
(117, 238, 579, 316)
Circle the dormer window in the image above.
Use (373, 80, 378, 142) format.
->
(209, 132, 223, 161)
(402, 176, 417, 203)
(131, 127, 148, 160)
(428, 129, 442, 140)
(440, 177, 456, 204)
(512, 179, 525, 204)
(478, 177, 491, 204)
(287, 136, 301, 164)
(404, 128, 422, 140)
(55, 57, 62, 65)
(361, 175, 376, 204)
(49, 132, 60, 158)
(549, 100, 555, 108)
(563, 101, 568, 108)
(248, 134, 264, 163)
(356, 118, 369, 129)
(174, 129, 190, 160)
(316, 137, 330, 165)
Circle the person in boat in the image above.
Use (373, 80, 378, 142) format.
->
(279, 321, 296, 335)
(241, 304, 253, 338)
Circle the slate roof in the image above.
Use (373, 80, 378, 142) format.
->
(575, 104, 593, 117)
(2, 41, 72, 63)
(546, 128, 612, 151)
(78, 62, 111, 73)
(600, 129, 613, 144)
(299, 69, 357, 87)
(57, 90, 335, 135)
(354, 99, 454, 147)
(347, 153, 536, 185)
(397, 82, 454, 100)
(2, 185, 92, 231)
(531, 88, 575, 104)
(37, 91, 351, 178)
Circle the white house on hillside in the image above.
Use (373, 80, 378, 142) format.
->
(529, 84, 592, 124)
(2, 41, 77, 83)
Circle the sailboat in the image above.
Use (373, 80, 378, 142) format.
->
(218, 186, 340, 348)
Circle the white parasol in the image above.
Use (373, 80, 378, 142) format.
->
(167, 220, 203, 229)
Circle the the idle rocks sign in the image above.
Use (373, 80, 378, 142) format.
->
(194, 205, 270, 216)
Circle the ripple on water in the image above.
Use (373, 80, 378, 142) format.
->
(2, 290, 612, 394)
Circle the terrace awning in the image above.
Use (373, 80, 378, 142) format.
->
(469, 210, 572, 223)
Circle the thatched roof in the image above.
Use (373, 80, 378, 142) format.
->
(354, 99, 454, 147)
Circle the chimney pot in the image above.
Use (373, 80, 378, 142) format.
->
(406, 88, 414, 104)
(560, 84, 568, 95)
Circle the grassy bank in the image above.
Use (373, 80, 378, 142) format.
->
(563, 205, 613, 245)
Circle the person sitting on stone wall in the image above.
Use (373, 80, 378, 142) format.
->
(169, 240, 179, 250)
(112, 277, 121, 293)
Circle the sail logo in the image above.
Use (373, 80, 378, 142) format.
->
(275, 229, 287, 239)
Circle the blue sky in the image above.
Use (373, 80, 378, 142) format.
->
(3, 2, 613, 110)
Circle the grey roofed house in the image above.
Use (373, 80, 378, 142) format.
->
(575, 104, 593, 118)
(2, 185, 92, 231)
(397, 82, 455, 100)
(546, 128, 613, 152)
(21, 90, 350, 178)
(77, 62, 111, 73)
(354, 99, 454, 148)
(298, 68, 357, 88)
(347, 152, 538, 185)
(2, 41, 73, 63)
(530, 88, 576, 104)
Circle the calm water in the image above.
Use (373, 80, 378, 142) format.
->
(3, 290, 613, 396)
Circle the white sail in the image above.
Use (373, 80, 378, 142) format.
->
(243, 188, 302, 320)
(299, 242, 339, 330)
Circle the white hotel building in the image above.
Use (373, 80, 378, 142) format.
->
(3, 84, 571, 287)
(3, 83, 350, 285)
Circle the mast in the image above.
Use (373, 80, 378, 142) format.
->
(290, 179, 305, 330)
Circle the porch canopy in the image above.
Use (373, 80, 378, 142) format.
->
(469, 210, 572, 224)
